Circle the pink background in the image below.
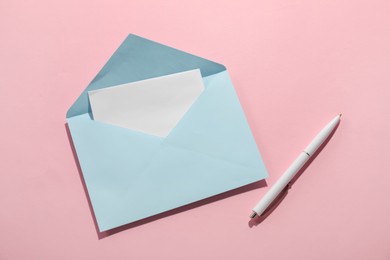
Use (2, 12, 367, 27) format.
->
(1, 0, 390, 259)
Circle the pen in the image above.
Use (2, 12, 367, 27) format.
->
(250, 114, 342, 218)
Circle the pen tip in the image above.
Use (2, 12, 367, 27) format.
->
(249, 212, 258, 219)
(339, 113, 342, 118)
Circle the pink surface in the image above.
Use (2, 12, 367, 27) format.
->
(1, 0, 390, 259)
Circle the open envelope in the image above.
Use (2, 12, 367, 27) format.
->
(66, 34, 268, 232)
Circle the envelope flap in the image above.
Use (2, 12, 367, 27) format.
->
(67, 34, 226, 118)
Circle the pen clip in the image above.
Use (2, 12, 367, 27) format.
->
(260, 182, 292, 217)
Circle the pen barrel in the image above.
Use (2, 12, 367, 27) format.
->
(253, 152, 310, 215)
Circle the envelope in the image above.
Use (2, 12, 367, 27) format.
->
(66, 34, 268, 232)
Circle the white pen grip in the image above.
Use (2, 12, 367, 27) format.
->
(253, 152, 310, 215)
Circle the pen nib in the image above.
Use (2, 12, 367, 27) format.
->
(339, 113, 342, 118)
(249, 212, 258, 219)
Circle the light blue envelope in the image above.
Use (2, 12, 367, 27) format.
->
(66, 34, 268, 231)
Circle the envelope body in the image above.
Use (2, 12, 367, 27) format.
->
(66, 34, 268, 232)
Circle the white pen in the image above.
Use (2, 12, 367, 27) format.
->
(250, 114, 342, 218)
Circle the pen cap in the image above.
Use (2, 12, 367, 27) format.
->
(304, 115, 341, 156)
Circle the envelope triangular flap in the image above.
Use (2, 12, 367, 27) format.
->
(66, 34, 226, 118)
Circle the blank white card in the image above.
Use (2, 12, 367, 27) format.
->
(88, 69, 204, 138)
